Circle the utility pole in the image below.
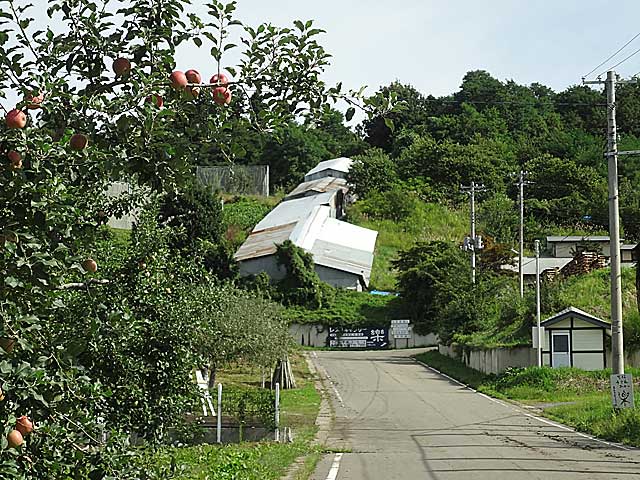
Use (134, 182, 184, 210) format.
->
(516, 170, 532, 298)
(583, 70, 639, 381)
(461, 182, 486, 284)
(535, 239, 542, 367)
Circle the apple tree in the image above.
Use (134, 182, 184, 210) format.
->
(0, 0, 383, 477)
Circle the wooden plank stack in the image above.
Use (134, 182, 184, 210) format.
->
(560, 251, 607, 278)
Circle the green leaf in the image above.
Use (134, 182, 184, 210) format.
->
(345, 107, 355, 121)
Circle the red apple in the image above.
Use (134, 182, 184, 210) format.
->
(113, 57, 131, 76)
(16, 416, 33, 436)
(26, 92, 44, 110)
(7, 430, 23, 448)
(5, 109, 26, 129)
(169, 71, 188, 90)
(70, 134, 88, 151)
(146, 94, 164, 108)
(7, 150, 22, 169)
(212, 86, 231, 105)
(82, 258, 97, 273)
(210, 73, 229, 85)
(185, 69, 201, 84)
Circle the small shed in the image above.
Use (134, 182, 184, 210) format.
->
(539, 307, 610, 370)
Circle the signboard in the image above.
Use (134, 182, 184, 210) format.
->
(391, 319, 411, 339)
(327, 327, 389, 349)
(531, 327, 546, 348)
(611, 374, 635, 409)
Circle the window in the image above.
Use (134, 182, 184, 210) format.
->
(553, 334, 569, 353)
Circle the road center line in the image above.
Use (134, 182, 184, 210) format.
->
(326, 453, 343, 480)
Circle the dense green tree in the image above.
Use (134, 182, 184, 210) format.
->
(347, 148, 398, 198)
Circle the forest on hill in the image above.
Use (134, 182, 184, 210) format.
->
(219, 70, 640, 244)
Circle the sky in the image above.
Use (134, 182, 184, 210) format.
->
(5, 0, 640, 118)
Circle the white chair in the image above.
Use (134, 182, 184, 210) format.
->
(195, 369, 216, 416)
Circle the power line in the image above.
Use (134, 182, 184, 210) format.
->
(598, 45, 640, 78)
(583, 31, 640, 79)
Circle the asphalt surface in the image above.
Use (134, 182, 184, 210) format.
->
(310, 348, 640, 480)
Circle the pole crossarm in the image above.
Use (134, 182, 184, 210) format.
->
(605, 149, 640, 157)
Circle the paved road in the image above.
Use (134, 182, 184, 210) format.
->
(310, 349, 640, 480)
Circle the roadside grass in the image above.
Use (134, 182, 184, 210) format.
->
(415, 350, 640, 447)
(151, 351, 321, 479)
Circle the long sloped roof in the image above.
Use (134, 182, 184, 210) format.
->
(234, 205, 377, 286)
(285, 177, 348, 200)
(304, 157, 353, 178)
(253, 191, 335, 231)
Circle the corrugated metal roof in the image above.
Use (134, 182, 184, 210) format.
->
(285, 177, 348, 200)
(501, 257, 573, 275)
(233, 222, 297, 262)
(304, 157, 353, 178)
(546, 236, 613, 243)
(253, 191, 335, 231)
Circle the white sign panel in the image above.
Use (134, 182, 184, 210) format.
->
(391, 319, 411, 339)
(611, 374, 635, 409)
(531, 327, 546, 348)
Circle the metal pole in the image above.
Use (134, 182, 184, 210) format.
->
(470, 182, 476, 285)
(519, 170, 524, 299)
(606, 71, 624, 375)
(535, 240, 542, 367)
(217, 383, 222, 444)
(275, 382, 280, 442)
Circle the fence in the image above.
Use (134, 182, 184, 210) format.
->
(196, 165, 269, 196)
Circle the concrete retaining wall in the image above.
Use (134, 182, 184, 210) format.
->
(438, 344, 537, 375)
(289, 323, 437, 349)
(440, 344, 640, 375)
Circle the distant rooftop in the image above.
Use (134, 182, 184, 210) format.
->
(304, 157, 353, 179)
(546, 236, 614, 243)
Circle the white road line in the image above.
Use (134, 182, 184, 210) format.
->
(414, 358, 634, 451)
(326, 453, 343, 480)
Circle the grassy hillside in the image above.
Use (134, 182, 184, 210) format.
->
(348, 201, 468, 291)
(281, 290, 401, 327)
(457, 266, 640, 350)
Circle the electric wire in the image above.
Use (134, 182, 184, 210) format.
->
(598, 45, 640, 78)
(583, 31, 640, 79)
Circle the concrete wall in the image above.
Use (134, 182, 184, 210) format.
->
(440, 343, 640, 375)
(289, 323, 437, 349)
(315, 265, 361, 291)
(239, 256, 364, 290)
(439, 344, 538, 375)
(552, 242, 611, 258)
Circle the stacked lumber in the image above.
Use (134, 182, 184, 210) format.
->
(560, 251, 607, 278)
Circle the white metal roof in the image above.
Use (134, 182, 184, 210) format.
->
(501, 257, 573, 276)
(304, 157, 353, 179)
(285, 177, 348, 200)
(235, 204, 378, 286)
(253, 191, 335, 231)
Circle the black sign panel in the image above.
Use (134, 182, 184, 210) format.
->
(327, 327, 389, 349)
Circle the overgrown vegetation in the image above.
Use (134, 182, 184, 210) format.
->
(416, 351, 640, 447)
(151, 353, 321, 480)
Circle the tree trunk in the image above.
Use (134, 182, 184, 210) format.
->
(207, 362, 217, 389)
